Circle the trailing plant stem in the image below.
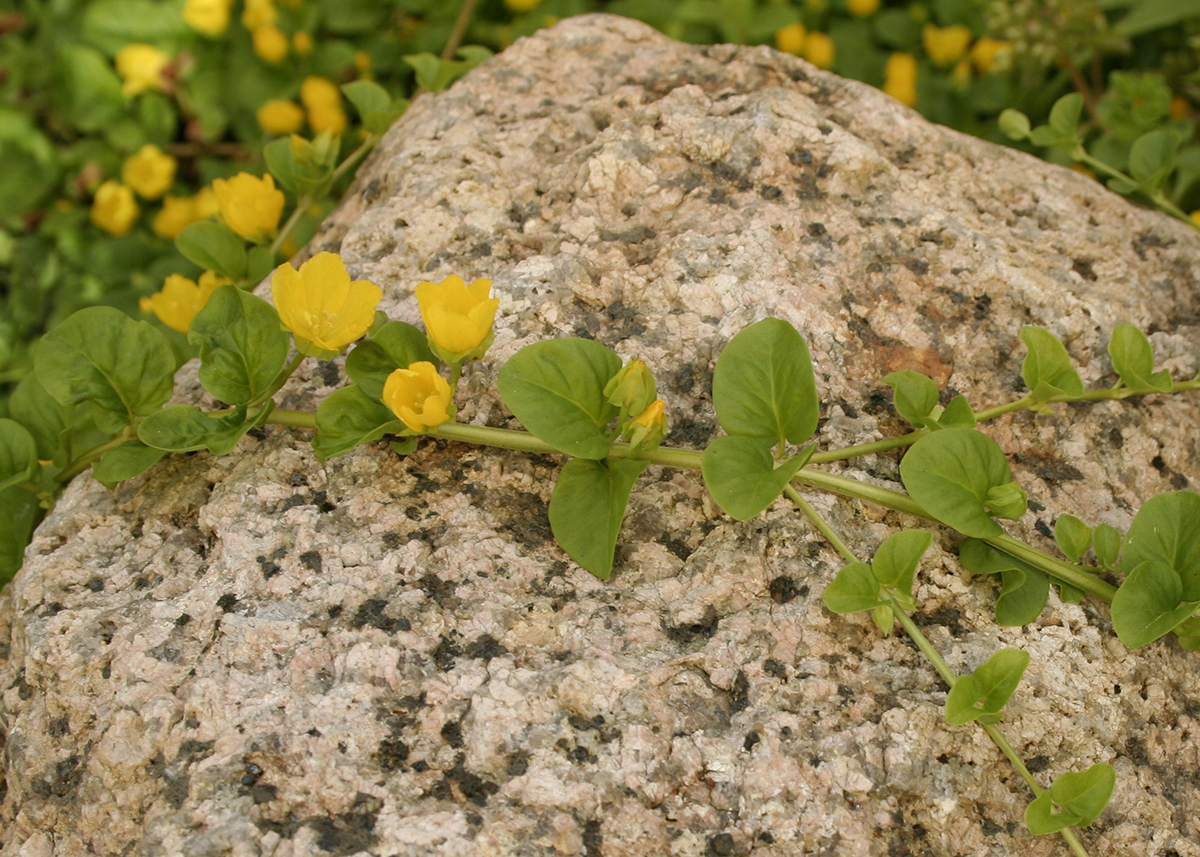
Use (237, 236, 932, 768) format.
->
(59, 425, 138, 482)
(783, 484, 856, 562)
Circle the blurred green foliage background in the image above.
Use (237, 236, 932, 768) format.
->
(1, 0, 1198, 420)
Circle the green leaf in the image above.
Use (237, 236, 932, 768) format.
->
(0, 419, 39, 493)
(701, 436, 811, 521)
(1108, 324, 1172, 393)
(138, 404, 270, 455)
(822, 562, 885, 614)
(998, 109, 1032, 140)
(91, 441, 167, 486)
(1026, 763, 1117, 833)
(1024, 792, 1083, 835)
(882, 370, 939, 427)
(81, 0, 189, 54)
(403, 53, 469, 93)
(0, 486, 39, 585)
(549, 458, 649, 579)
(712, 318, 818, 445)
(341, 80, 391, 117)
(900, 428, 1020, 538)
(937, 395, 976, 428)
(1127, 128, 1181, 194)
(1121, 491, 1200, 600)
(188, 285, 290, 405)
(1111, 560, 1199, 648)
(871, 604, 895, 635)
(871, 530, 931, 600)
(1093, 523, 1122, 568)
(57, 45, 124, 133)
(1054, 514, 1092, 562)
(312, 385, 404, 461)
(345, 321, 437, 402)
(35, 307, 175, 434)
(959, 538, 1050, 625)
(1020, 327, 1084, 403)
(246, 247, 276, 286)
(1116, 0, 1200, 37)
(264, 136, 334, 197)
(1049, 93, 1085, 137)
(175, 221, 248, 281)
(945, 648, 1030, 725)
(498, 338, 621, 460)
(9, 373, 76, 464)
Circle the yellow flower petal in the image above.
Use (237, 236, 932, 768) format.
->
(90, 181, 140, 236)
(415, 275, 499, 359)
(212, 172, 284, 240)
(272, 251, 382, 352)
(382, 362, 452, 432)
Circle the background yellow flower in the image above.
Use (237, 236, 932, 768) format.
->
(140, 271, 231, 332)
(257, 100, 306, 135)
(182, 0, 233, 36)
(90, 181, 139, 235)
(115, 44, 170, 97)
(122, 145, 177, 199)
(212, 172, 285, 240)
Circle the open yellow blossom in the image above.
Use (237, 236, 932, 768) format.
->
(775, 22, 806, 55)
(970, 37, 1013, 74)
(804, 32, 835, 70)
(301, 76, 347, 136)
(883, 52, 918, 106)
(292, 31, 314, 55)
(252, 25, 289, 63)
(212, 172, 285, 240)
(241, 0, 277, 30)
(140, 271, 231, 333)
(847, 0, 879, 16)
(415, 275, 499, 362)
(115, 44, 170, 97)
(383, 362, 453, 433)
(90, 181, 139, 236)
(183, 0, 233, 36)
(272, 251, 382, 353)
(257, 99, 305, 135)
(153, 195, 199, 239)
(122, 144, 177, 199)
(923, 24, 972, 67)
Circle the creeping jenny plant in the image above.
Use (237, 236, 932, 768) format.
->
(4, 97, 1200, 852)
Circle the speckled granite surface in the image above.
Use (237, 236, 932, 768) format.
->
(3, 14, 1200, 857)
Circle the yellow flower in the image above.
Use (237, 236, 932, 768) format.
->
(182, 0, 233, 36)
(293, 31, 313, 55)
(1191, 210, 1200, 228)
(415, 275, 499, 361)
(90, 181, 140, 236)
(883, 52, 918, 107)
(383, 362, 453, 433)
(141, 271, 231, 333)
(122, 144, 177, 200)
(192, 186, 219, 219)
(257, 99, 305, 135)
(241, 0, 277, 30)
(1170, 95, 1190, 120)
(252, 25, 289, 63)
(212, 172, 285, 240)
(970, 36, 1013, 74)
(775, 22, 806, 56)
(153, 195, 198, 239)
(301, 76, 347, 136)
(923, 24, 972, 67)
(271, 251, 382, 352)
(847, 0, 879, 16)
(504, 0, 542, 11)
(804, 32, 835, 70)
(115, 44, 170, 97)
(624, 398, 667, 453)
(604, 359, 656, 415)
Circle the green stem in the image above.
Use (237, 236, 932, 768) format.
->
(330, 135, 379, 185)
(809, 430, 925, 464)
(268, 408, 317, 429)
(974, 394, 1035, 422)
(448, 361, 463, 397)
(440, 0, 480, 61)
(58, 425, 137, 483)
(783, 484, 856, 562)
(983, 534, 1117, 601)
(269, 195, 313, 258)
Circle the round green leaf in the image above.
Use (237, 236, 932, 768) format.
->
(1020, 327, 1084, 403)
(998, 109, 1031, 140)
(313, 386, 404, 461)
(1111, 560, 1199, 648)
(91, 441, 167, 486)
(702, 436, 809, 521)
(944, 648, 1030, 726)
(189, 285, 290, 405)
(1108, 324, 1172, 393)
(175, 221, 248, 281)
(0, 419, 39, 493)
(1121, 490, 1200, 601)
(498, 338, 621, 460)
(139, 405, 269, 456)
(35, 306, 176, 434)
(959, 538, 1050, 626)
(712, 317, 818, 445)
(1048, 763, 1116, 828)
(822, 562, 884, 614)
(1054, 514, 1092, 562)
(0, 486, 39, 585)
(882, 371, 939, 427)
(549, 458, 648, 579)
(900, 428, 1020, 538)
(1024, 792, 1082, 835)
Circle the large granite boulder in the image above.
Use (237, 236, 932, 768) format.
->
(3, 14, 1199, 857)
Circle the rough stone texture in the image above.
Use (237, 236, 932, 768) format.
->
(3, 14, 1200, 857)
